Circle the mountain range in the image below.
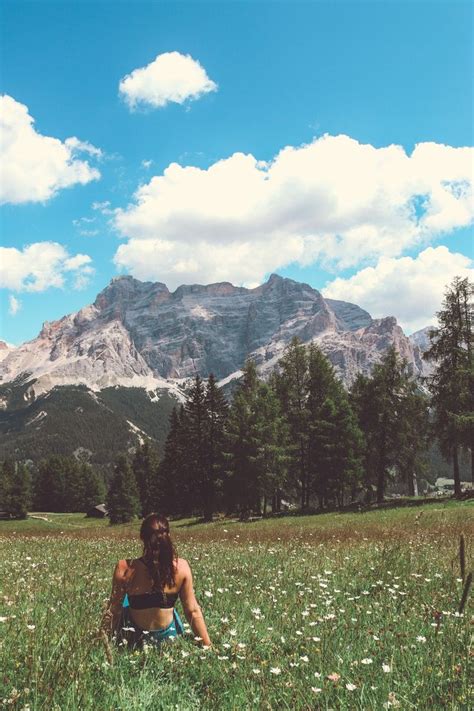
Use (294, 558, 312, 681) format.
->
(0, 274, 431, 466)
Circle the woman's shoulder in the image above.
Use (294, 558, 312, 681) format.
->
(113, 558, 137, 582)
(175, 557, 191, 575)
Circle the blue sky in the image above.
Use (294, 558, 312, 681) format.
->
(1, 0, 472, 344)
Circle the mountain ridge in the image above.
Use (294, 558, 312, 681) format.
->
(0, 273, 429, 395)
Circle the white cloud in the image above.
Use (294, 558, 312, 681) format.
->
(323, 246, 474, 333)
(0, 242, 94, 292)
(112, 134, 473, 289)
(0, 95, 101, 204)
(92, 200, 113, 215)
(119, 51, 217, 110)
(8, 295, 21, 316)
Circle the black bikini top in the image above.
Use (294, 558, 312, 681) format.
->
(127, 557, 179, 610)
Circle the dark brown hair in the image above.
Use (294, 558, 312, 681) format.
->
(140, 513, 177, 592)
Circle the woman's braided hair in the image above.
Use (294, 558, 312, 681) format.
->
(140, 514, 177, 594)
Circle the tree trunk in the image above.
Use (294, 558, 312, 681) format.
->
(471, 440, 474, 484)
(262, 494, 267, 517)
(453, 445, 462, 497)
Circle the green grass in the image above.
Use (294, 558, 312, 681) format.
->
(0, 501, 472, 710)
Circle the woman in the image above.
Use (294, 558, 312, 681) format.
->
(101, 513, 212, 649)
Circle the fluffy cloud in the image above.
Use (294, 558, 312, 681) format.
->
(323, 246, 474, 333)
(0, 95, 101, 204)
(8, 295, 21, 316)
(113, 134, 473, 289)
(0, 242, 94, 292)
(119, 51, 217, 110)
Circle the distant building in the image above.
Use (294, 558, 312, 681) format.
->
(0, 511, 11, 520)
(434, 478, 474, 493)
(86, 503, 108, 518)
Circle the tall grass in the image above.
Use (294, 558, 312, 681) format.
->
(0, 501, 472, 710)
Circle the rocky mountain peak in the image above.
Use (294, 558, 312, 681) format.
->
(0, 274, 431, 391)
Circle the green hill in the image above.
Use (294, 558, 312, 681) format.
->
(0, 377, 178, 468)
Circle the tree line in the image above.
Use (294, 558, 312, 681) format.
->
(0, 455, 106, 519)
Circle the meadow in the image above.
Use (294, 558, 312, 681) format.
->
(0, 501, 472, 710)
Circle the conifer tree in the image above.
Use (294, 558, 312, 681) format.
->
(183, 375, 209, 518)
(0, 459, 15, 512)
(156, 405, 189, 516)
(225, 360, 260, 519)
(80, 463, 106, 510)
(34, 456, 67, 512)
(132, 442, 160, 516)
(423, 276, 474, 493)
(8, 463, 32, 519)
(106, 454, 140, 524)
(274, 338, 310, 509)
(351, 347, 425, 503)
(253, 381, 289, 514)
(313, 384, 364, 507)
(202, 373, 229, 520)
(306, 344, 340, 508)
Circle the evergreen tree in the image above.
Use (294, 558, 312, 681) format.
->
(313, 383, 364, 508)
(202, 373, 229, 520)
(225, 360, 261, 519)
(132, 442, 160, 516)
(8, 463, 32, 519)
(351, 347, 420, 503)
(274, 338, 310, 509)
(106, 454, 140, 524)
(34, 456, 67, 512)
(80, 464, 106, 510)
(423, 276, 474, 494)
(253, 381, 289, 514)
(183, 375, 208, 518)
(306, 344, 340, 508)
(156, 405, 190, 516)
(393, 386, 429, 496)
(0, 459, 15, 512)
(62, 457, 83, 512)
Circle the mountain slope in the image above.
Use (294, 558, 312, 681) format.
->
(0, 377, 178, 466)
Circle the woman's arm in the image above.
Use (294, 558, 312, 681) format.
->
(100, 560, 127, 639)
(179, 559, 212, 647)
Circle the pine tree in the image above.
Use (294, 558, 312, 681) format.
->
(202, 374, 229, 520)
(253, 381, 289, 514)
(80, 464, 106, 510)
(106, 454, 140, 524)
(183, 375, 209, 518)
(306, 344, 340, 508)
(351, 347, 420, 503)
(313, 383, 364, 508)
(8, 463, 32, 519)
(395, 386, 430, 496)
(156, 405, 189, 516)
(132, 442, 160, 516)
(0, 459, 15, 512)
(424, 276, 474, 494)
(225, 360, 261, 519)
(34, 456, 67, 512)
(274, 338, 310, 509)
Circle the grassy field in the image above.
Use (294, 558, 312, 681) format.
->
(0, 501, 472, 710)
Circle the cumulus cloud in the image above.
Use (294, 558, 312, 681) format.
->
(323, 246, 474, 333)
(119, 51, 217, 110)
(0, 242, 94, 292)
(112, 134, 473, 289)
(8, 295, 21, 316)
(0, 95, 101, 204)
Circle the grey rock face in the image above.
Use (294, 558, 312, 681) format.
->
(0, 274, 429, 390)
